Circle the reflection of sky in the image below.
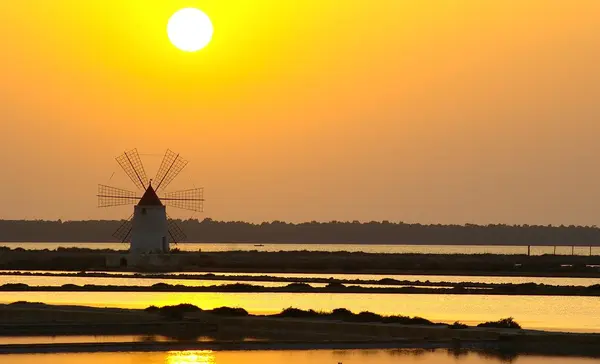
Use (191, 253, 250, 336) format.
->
(4, 349, 596, 364)
(2, 271, 598, 287)
(167, 351, 215, 364)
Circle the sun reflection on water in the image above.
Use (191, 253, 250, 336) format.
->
(166, 351, 216, 364)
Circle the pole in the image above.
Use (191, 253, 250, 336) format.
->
(527, 245, 531, 256)
(553, 246, 556, 255)
(572, 246, 575, 255)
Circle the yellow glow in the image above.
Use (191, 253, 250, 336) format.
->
(2, 1, 600, 224)
(167, 351, 215, 364)
(167, 8, 213, 52)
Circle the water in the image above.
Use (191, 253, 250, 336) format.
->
(0, 336, 262, 345)
(2, 242, 599, 255)
(0, 335, 201, 345)
(211, 272, 600, 287)
(5, 270, 598, 287)
(1, 291, 598, 333)
(0, 350, 597, 364)
(0, 275, 316, 288)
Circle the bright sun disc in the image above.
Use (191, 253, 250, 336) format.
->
(167, 8, 213, 52)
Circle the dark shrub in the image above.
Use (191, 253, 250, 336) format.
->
(61, 284, 80, 290)
(151, 283, 172, 289)
(286, 283, 313, 291)
(382, 315, 434, 325)
(277, 307, 319, 318)
(209, 307, 248, 317)
(354, 311, 383, 322)
(449, 321, 468, 329)
(174, 304, 202, 312)
(330, 308, 354, 319)
(9, 301, 44, 306)
(220, 283, 262, 292)
(378, 278, 401, 285)
(155, 304, 202, 320)
(1, 283, 29, 290)
(410, 316, 435, 325)
(144, 305, 160, 313)
(477, 317, 521, 329)
(326, 282, 346, 289)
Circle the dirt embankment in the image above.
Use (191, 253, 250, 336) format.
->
(0, 249, 599, 276)
(0, 302, 600, 358)
(2, 282, 600, 297)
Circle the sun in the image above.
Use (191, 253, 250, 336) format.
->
(167, 8, 213, 52)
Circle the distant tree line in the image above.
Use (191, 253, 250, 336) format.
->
(0, 218, 599, 245)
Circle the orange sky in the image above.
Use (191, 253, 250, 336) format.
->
(1, 1, 600, 225)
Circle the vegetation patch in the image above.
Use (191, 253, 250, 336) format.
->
(448, 321, 469, 329)
(273, 307, 438, 325)
(477, 317, 521, 329)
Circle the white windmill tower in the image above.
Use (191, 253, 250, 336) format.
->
(97, 149, 204, 254)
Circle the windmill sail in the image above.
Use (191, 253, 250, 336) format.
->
(116, 149, 149, 190)
(97, 185, 139, 207)
(154, 149, 188, 191)
(167, 216, 187, 243)
(113, 214, 134, 243)
(162, 188, 204, 212)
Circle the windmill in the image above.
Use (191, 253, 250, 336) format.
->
(97, 149, 204, 254)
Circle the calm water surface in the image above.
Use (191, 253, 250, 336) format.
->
(1, 291, 598, 333)
(3, 242, 599, 255)
(0, 275, 314, 288)
(0, 335, 201, 345)
(6, 270, 597, 287)
(1, 350, 597, 364)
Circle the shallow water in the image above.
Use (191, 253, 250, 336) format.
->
(2, 291, 598, 333)
(0, 349, 598, 364)
(211, 271, 600, 287)
(0, 275, 318, 288)
(0, 336, 264, 345)
(0, 335, 203, 345)
(5, 270, 599, 287)
(3, 242, 599, 255)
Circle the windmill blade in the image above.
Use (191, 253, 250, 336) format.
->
(167, 216, 187, 243)
(154, 149, 188, 192)
(115, 149, 149, 190)
(113, 214, 133, 243)
(97, 185, 140, 207)
(162, 188, 204, 212)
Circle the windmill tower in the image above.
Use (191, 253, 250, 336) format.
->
(97, 149, 203, 254)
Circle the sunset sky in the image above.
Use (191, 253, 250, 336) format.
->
(1, 1, 600, 225)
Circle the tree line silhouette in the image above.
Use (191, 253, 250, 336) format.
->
(0, 218, 599, 245)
